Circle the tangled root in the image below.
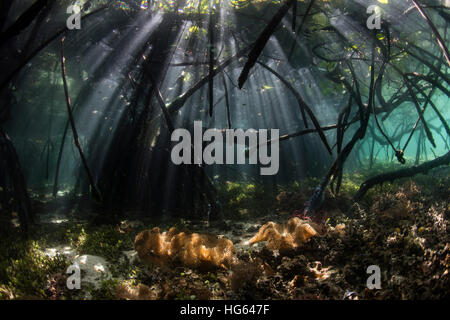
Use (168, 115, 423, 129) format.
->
(248, 217, 322, 251)
(134, 227, 236, 271)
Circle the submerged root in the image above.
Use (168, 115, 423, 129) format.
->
(134, 227, 236, 271)
(247, 217, 323, 251)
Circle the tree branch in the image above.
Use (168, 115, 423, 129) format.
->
(238, 0, 295, 88)
(257, 61, 332, 155)
(354, 149, 450, 200)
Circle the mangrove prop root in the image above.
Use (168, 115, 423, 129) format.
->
(222, 74, 232, 129)
(288, 0, 316, 61)
(60, 37, 101, 202)
(336, 92, 352, 154)
(208, 3, 215, 117)
(0, 126, 33, 231)
(148, 72, 175, 133)
(238, 0, 295, 89)
(404, 76, 436, 148)
(411, 0, 450, 67)
(291, 0, 297, 32)
(0, 6, 108, 93)
(257, 61, 308, 128)
(354, 150, 450, 200)
(52, 119, 70, 197)
(305, 38, 377, 211)
(148, 69, 219, 218)
(167, 45, 250, 115)
(0, 0, 49, 46)
(257, 61, 333, 155)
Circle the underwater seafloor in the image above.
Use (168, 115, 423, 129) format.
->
(1, 169, 448, 300)
(1, 0, 450, 302)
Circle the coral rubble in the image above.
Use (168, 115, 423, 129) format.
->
(371, 191, 414, 220)
(115, 283, 157, 300)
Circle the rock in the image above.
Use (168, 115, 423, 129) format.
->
(73, 254, 111, 288)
